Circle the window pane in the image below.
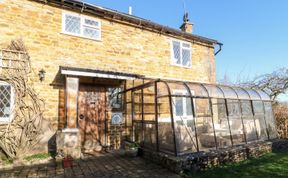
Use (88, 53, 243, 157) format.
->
(134, 122, 143, 144)
(212, 99, 232, 148)
(243, 115, 258, 142)
(234, 88, 250, 100)
(182, 43, 190, 48)
(253, 101, 268, 140)
(186, 98, 192, 116)
(264, 102, 278, 139)
(143, 123, 157, 150)
(182, 48, 191, 66)
(84, 18, 99, 27)
(197, 116, 217, 151)
(83, 27, 100, 39)
(172, 41, 181, 64)
(143, 86, 155, 121)
(203, 85, 225, 98)
(158, 97, 175, 153)
(0, 85, 11, 118)
(227, 100, 241, 116)
(65, 15, 81, 34)
(175, 97, 183, 116)
(253, 101, 264, 114)
(107, 87, 122, 109)
(255, 115, 268, 140)
(246, 89, 261, 100)
(133, 90, 142, 121)
(195, 99, 211, 117)
(227, 100, 245, 145)
(175, 114, 197, 154)
(241, 101, 252, 115)
(219, 86, 237, 99)
(240, 101, 257, 141)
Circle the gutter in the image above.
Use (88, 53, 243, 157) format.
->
(215, 43, 223, 56)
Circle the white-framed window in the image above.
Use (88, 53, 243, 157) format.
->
(0, 81, 13, 123)
(173, 90, 194, 117)
(172, 90, 195, 126)
(171, 40, 192, 68)
(62, 11, 101, 41)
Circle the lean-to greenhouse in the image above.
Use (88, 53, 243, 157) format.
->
(123, 79, 278, 156)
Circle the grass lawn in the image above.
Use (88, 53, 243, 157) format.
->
(185, 150, 288, 178)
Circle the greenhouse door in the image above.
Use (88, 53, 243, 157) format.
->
(78, 85, 107, 151)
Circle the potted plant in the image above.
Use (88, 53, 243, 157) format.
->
(63, 155, 73, 168)
(125, 143, 139, 157)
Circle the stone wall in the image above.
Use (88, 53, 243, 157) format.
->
(142, 140, 279, 174)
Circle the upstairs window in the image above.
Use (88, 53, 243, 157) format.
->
(62, 12, 101, 40)
(171, 40, 192, 67)
(0, 81, 13, 123)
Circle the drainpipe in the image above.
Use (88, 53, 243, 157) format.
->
(214, 42, 223, 56)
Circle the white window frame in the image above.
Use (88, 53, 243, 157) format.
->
(170, 39, 192, 68)
(0, 50, 3, 68)
(0, 81, 14, 123)
(172, 90, 195, 124)
(62, 11, 101, 41)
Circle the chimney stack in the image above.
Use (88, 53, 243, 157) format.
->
(180, 12, 193, 33)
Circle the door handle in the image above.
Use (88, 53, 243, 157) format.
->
(79, 114, 85, 120)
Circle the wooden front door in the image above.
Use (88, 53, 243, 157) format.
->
(78, 85, 106, 151)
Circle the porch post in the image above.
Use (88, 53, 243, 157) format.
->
(65, 76, 79, 128)
(56, 76, 81, 159)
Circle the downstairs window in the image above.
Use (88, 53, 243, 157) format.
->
(0, 81, 13, 123)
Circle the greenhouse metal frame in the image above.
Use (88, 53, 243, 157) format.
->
(123, 79, 278, 156)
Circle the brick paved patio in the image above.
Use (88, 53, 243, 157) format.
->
(0, 151, 181, 178)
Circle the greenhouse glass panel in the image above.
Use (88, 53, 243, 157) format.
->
(157, 97, 175, 153)
(241, 101, 258, 142)
(134, 122, 143, 144)
(125, 103, 133, 141)
(203, 85, 225, 98)
(143, 86, 156, 121)
(227, 99, 245, 145)
(234, 88, 250, 100)
(264, 102, 278, 139)
(143, 123, 157, 150)
(157, 82, 169, 97)
(211, 99, 232, 148)
(252, 101, 268, 140)
(195, 98, 217, 150)
(187, 83, 209, 98)
(168, 82, 189, 96)
(219, 86, 238, 99)
(133, 90, 143, 121)
(246, 89, 261, 100)
(257, 90, 271, 101)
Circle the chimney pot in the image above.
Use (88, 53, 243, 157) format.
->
(128, 6, 132, 15)
(180, 12, 193, 33)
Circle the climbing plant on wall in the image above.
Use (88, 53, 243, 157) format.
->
(0, 39, 45, 159)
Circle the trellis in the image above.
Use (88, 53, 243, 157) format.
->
(0, 40, 44, 159)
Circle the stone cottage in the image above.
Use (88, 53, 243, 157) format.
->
(0, 0, 277, 161)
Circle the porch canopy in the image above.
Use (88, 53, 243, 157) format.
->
(123, 79, 278, 156)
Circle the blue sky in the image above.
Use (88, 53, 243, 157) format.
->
(85, 0, 288, 100)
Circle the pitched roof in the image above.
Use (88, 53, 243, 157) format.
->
(34, 0, 222, 45)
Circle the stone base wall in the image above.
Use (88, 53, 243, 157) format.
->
(142, 140, 278, 174)
(56, 129, 81, 159)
